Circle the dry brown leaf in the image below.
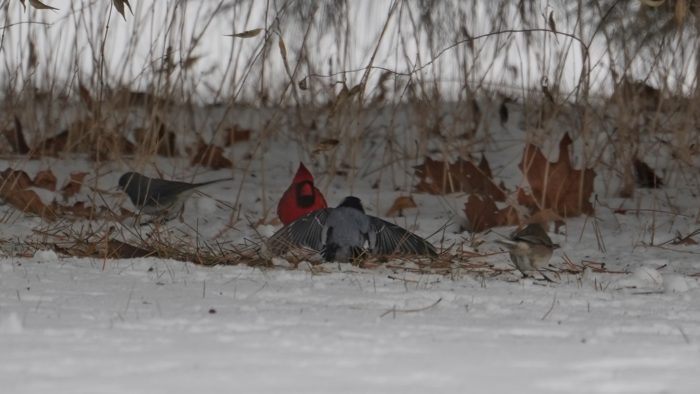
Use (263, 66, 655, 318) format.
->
(633, 158, 663, 188)
(229, 28, 263, 38)
(463, 194, 520, 232)
(191, 143, 233, 170)
(519, 133, 595, 217)
(312, 138, 340, 153)
(298, 78, 308, 90)
(31, 129, 69, 158)
(33, 170, 57, 191)
(526, 208, 563, 228)
(414, 156, 506, 201)
(78, 82, 93, 110)
(0, 169, 56, 220)
(134, 122, 177, 157)
(61, 201, 100, 220)
(61, 172, 88, 198)
(2, 116, 30, 154)
(181, 55, 201, 70)
(91, 133, 137, 161)
(112, 0, 133, 20)
(28, 0, 58, 10)
(224, 126, 252, 146)
(103, 239, 155, 258)
(385, 196, 417, 217)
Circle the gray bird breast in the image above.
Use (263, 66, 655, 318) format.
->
(323, 207, 371, 260)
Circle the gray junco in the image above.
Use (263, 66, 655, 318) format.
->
(117, 171, 233, 223)
(268, 196, 437, 262)
(495, 223, 560, 277)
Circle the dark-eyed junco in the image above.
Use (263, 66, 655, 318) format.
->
(117, 171, 233, 223)
(268, 196, 437, 262)
(495, 223, 560, 277)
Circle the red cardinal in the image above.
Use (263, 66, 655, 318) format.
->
(277, 162, 328, 225)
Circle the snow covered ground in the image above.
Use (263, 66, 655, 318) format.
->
(2, 255, 700, 393)
(2, 103, 700, 393)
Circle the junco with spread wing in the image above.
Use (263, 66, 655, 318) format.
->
(268, 196, 437, 262)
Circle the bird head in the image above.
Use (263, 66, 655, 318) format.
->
(118, 172, 137, 190)
(292, 162, 314, 183)
(338, 196, 364, 213)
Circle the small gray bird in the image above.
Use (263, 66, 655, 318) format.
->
(117, 171, 233, 224)
(268, 196, 437, 262)
(495, 223, 560, 278)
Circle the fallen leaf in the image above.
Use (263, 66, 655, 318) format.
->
(191, 143, 233, 169)
(526, 208, 564, 228)
(60, 172, 88, 198)
(671, 231, 698, 245)
(78, 82, 93, 111)
(633, 158, 663, 188)
(224, 126, 252, 146)
(0, 169, 56, 220)
(181, 55, 201, 70)
(31, 129, 69, 158)
(463, 194, 519, 232)
(228, 28, 263, 38)
(33, 170, 57, 191)
(2, 116, 30, 154)
(28, 0, 58, 11)
(134, 122, 177, 157)
(91, 133, 137, 161)
(112, 0, 133, 20)
(414, 156, 506, 201)
(519, 133, 595, 217)
(312, 138, 340, 153)
(385, 196, 417, 217)
(105, 239, 156, 258)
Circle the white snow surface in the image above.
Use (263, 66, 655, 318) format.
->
(2, 257, 700, 394)
(1, 103, 700, 393)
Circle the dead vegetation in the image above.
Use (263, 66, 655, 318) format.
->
(0, 1, 699, 274)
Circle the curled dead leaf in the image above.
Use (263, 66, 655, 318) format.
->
(313, 138, 340, 153)
(61, 172, 88, 198)
(134, 122, 177, 157)
(464, 194, 520, 232)
(78, 82, 93, 111)
(33, 170, 57, 191)
(519, 133, 595, 217)
(414, 156, 506, 201)
(633, 158, 663, 188)
(224, 126, 252, 146)
(28, 0, 58, 11)
(191, 143, 233, 170)
(2, 116, 30, 154)
(229, 28, 263, 38)
(112, 0, 133, 20)
(0, 169, 56, 220)
(385, 196, 417, 217)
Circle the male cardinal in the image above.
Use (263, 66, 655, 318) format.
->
(118, 172, 233, 224)
(277, 162, 327, 225)
(268, 196, 437, 262)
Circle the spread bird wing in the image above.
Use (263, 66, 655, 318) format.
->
(267, 209, 330, 255)
(367, 216, 437, 257)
